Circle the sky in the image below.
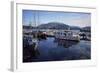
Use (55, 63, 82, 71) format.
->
(22, 10, 91, 27)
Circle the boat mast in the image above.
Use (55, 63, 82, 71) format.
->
(33, 11, 36, 27)
(33, 10, 39, 40)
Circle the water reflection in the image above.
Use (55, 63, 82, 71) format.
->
(23, 37, 91, 62)
(54, 39, 79, 48)
(35, 37, 90, 61)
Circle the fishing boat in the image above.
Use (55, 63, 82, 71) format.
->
(54, 30, 80, 42)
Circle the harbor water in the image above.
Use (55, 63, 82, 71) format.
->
(31, 37, 91, 62)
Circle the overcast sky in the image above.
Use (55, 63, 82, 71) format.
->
(23, 10, 91, 27)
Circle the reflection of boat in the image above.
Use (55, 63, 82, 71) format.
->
(32, 39, 38, 50)
(23, 35, 39, 62)
(54, 30, 80, 42)
(23, 35, 38, 49)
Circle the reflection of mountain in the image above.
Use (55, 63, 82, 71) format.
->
(37, 22, 69, 29)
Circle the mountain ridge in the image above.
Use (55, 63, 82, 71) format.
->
(23, 22, 91, 32)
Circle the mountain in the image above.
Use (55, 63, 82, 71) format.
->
(81, 26, 91, 32)
(70, 26, 81, 30)
(23, 22, 88, 31)
(37, 22, 70, 29)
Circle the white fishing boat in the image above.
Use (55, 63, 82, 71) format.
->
(54, 30, 80, 42)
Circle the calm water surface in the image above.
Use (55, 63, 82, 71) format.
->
(32, 37, 91, 62)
